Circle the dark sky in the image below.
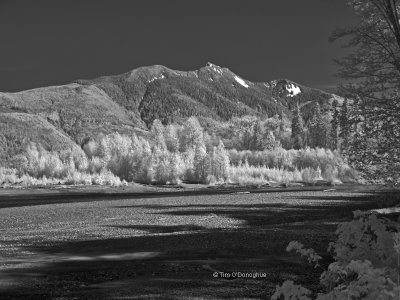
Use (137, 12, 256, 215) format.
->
(0, 0, 358, 92)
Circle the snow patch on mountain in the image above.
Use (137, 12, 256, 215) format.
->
(286, 83, 301, 97)
(149, 74, 165, 83)
(206, 62, 223, 75)
(234, 76, 249, 88)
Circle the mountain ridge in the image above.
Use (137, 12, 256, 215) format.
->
(0, 62, 341, 162)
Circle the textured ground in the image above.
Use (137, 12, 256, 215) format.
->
(0, 186, 380, 299)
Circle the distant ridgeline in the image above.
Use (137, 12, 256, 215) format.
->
(0, 62, 342, 162)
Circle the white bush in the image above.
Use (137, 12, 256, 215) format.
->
(228, 147, 355, 183)
(228, 161, 303, 185)
(0, 168, 19, 185)
(273, 211, 400, 299)
(92, 169, 122, 186)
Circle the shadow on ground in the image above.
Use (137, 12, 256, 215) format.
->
(0, 184, 370, 209)
(0, 191, 385, 299)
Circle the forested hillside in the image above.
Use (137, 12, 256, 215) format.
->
(0, 62, 357, 186)
(0, 63, 342, 160)
(0, 63, 355, 187)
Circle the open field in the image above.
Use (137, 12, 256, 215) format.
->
(0, 186, 384, 299)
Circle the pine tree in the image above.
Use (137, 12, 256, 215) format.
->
(339, 98, 349, 152)
(241, 127, 253, 150)
(264, 131, 281, 150)
(309, 103, 328, 148)
(251, 120, 266, 150)
(330, 99, 339, 150)
(279, 113, 286, 132)
(291, 102, 305, 149)
(347, 98, 369, 174)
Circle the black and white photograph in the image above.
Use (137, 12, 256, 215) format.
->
(0, 0, 400, 299)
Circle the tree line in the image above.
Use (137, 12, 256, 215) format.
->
(291, 98, 351, 151)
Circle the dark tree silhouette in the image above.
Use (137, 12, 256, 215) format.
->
(291, 102, 305, 149)
(330, 99, 340, 150)
(332, 0, 400, 182)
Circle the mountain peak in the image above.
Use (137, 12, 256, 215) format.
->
(204, 62, 225, 75)
(265, 79, 302, 97)
(206, 62, 220, 68)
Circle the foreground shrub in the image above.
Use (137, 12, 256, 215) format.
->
(272, 210, 400, 299)
(64, 170, 93, 185)
(91, 169, 122, 186)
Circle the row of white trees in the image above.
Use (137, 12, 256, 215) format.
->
(3, 116, 356, 186)
(3, 117, 230, 185)
(82, 117, 230, 184)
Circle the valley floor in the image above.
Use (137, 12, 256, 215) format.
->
(0, 185, 384, 299)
